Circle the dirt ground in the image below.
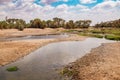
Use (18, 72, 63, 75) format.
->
(66, 42, 120, 80)
(0, 28, 86, 66)
(0, 28, 64, 38)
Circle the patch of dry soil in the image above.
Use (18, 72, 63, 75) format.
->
(0, 28, 64, 38)
(66, 42, 120, 80)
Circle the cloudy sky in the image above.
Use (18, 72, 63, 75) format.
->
(0, 0, 120, 25)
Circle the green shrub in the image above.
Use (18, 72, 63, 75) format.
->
(92, 34, 103, 38)
(105, 35, 120, 40)
(90, 30, 104, 34)
(6, 66, 19, 72)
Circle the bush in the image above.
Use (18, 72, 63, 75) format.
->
(105, 35, 120, 40)
(18, 25, 24, 31)
(92, 34, 103, 38)
(90, 30, 104, 34)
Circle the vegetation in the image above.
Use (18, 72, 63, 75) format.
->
(0, 18, 26, 31)
(65, 28, 120, 40)
(79, 33, 103, 38)
(0, 17, 120, 30)
(6, 66, 19, 72)
(94, 19, 120, 28)
(0, 17, 120, 40)
(105, 34, 120, 40)
(60, 68, 78, 77)
(0, 17, 92, 30)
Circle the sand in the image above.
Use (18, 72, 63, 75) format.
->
(0, 28, 64, 38)
(65, 42, 120, 80)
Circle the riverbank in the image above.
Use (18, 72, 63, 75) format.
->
(0, 28, 64, 38)
(0, 33, 86, 66)
(64, 42, 120, 80)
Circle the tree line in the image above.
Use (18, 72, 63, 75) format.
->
(94, 19, 120, 28)
(0, 17, 92, 30)
(0, 18, 26, 31)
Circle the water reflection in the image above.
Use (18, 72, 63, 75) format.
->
(0, 34, 69, 41)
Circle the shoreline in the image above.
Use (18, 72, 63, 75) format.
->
(64, 42, 120, 80)
(0, 34, 86, 66)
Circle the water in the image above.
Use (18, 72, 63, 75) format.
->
(0, 38, 115, 80)
(0, 33, 69, 41)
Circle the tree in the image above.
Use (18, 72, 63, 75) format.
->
(46, 20, 52, 28)
(65, 20, 74, 29)
(83, 20, 92, 28)
(94, 19, 120, 28)
(30, 18, 43, 28)
(0, 21, 8, 29)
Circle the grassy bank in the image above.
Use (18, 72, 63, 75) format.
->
(64, 28, 120, 40)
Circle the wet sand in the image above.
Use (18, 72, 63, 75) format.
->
(65, 42, 120, 80)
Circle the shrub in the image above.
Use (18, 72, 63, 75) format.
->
(18, 25, 24, 31)
(105, 35, 120, 40)
(90, 30, 104, 34)
(92, 34, 103, 38)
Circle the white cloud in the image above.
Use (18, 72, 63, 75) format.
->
(40, 0, 57, 4)
(93, 1, 120, 10)
(0, 0, 120, 25)
(80, 0, 97, 4)
(0, 0, 11, 3)
(40, 0, 68, 4)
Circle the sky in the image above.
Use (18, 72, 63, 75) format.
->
(0, 0, 120, 25)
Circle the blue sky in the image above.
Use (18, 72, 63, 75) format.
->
(0, 0, 120, 25)
(34, 0, 103, 7)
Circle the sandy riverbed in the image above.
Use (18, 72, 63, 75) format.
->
(0, 28, 64, 38)
(1, 28, 120, 80)
(65, 42, 120, 80)
(0, 28, 86, 66)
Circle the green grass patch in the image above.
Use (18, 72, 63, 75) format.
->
(102, 28, 120, 35)
(91, 34, 103, 38)
(79, 33, 103, 38)
(6, 66, 19, 72)
(105, 34, 120, 40)
(64, 28, 120, 40)
(60, 68, 78, 77)
(90, 30, 104, 34)
(111, 31, 120, 35)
